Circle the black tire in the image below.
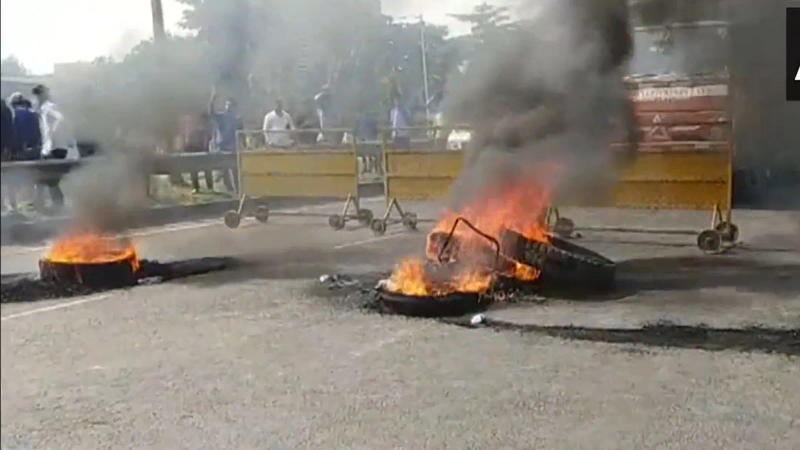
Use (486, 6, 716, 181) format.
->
(500, 230, 615, 291)
(223, 210, 241, 229)
(255, 206, 270, 224)
(329, 215, 345, 230)
(370, 218, 387, 236)
(357, 209, 374, 226)
(698, 229, 722, 253)
(379, 290, 485, 317)
(402, 212, 418, 231)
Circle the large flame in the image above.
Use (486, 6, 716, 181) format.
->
(45, 233, 140, 271)
(387, 259, 493, 297)
(387, 177, 550, 297)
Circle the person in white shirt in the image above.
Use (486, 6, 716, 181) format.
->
(32, 84, 64, 158)
(390, 97, 410, 149)
(31, 84, 65, 210)
(262, 99, 294, 148)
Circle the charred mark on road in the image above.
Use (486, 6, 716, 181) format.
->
(442, 318, 800, 356)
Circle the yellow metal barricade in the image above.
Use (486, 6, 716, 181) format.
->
(369, 148, 463, 235)
(379, 147, 731, 209)
(611, 143, 732, 210)
(222, 129, 374, 229)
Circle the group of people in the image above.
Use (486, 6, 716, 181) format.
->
(1, 84, 67, 212)
(175, 85, 416, 195)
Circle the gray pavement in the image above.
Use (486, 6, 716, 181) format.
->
(2, 201, 799, 449)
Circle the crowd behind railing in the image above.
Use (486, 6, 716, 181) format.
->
(1, 83, 474, 215)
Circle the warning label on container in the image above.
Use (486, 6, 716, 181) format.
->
(632, 85, 729, 102)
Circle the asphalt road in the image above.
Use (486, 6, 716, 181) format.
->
(2, 201, 799, 449)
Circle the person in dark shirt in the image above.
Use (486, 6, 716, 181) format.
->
(179, 113, 214, 192)
(1, 99, 16, 160)
(11, 95, 65, 211)
(11, 96, 42, 160)
(5, 96, 42, 211)
(208, 88, 243, 192)
(1, 99, 18, 211)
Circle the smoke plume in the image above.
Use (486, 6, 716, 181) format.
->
(444, 0, 637, 208)
(61, 153, 153, 234)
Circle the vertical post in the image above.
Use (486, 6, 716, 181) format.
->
(235, 130, 243, 198)
(151, 0, 166, 42)
(419, 15, 431, 123)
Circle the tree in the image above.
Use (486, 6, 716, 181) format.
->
(450, 2, 514, 46)
(1, 56, 30, 76)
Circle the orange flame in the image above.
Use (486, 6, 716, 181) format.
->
(432, 178, 552, 245)
(387, 175, 550, 297)
(387, 258, 493, 297)
(45, 233, 140, 271)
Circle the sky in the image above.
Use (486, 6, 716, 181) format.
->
(0, 0, 515, 75)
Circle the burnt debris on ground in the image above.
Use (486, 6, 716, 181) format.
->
(1, 257, 236, 303)
(313, 266, 799, 356)
(443, 318, 800, 357)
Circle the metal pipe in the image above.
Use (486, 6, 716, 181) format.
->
(150, 0, 166, 42)
(419, 15, 430, 123)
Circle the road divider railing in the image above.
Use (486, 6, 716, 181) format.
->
(1, 152, 238, 209)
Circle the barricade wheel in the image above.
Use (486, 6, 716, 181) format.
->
(697, 229, 722, 253)
(715, 222, 739, 243)
(402, 213, 418, 230)
(329, 215, 345, 230)
(224, 210, 241, 229)
(553, 217, 575, 238)
(255, 206, 270, 224)
(357, 209, 374, 226)
(371, 219, 387, 236)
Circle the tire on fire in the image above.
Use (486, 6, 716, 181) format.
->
(500, 231, 616, 292)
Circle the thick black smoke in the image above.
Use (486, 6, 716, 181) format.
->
(444, 0, 637, 207)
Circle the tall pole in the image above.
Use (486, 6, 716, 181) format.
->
(151, 0, 166, 42)
(419, 15, 431, 123)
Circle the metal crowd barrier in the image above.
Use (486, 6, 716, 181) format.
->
(222, 128, 377, 229)
(367, 125, 464, 235)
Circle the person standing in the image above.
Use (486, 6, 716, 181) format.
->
(314, 85, 331, 143)
(31, 85, 65, 211)
(208, 88, 243, 192)
(11, 96, 42, 160)
(1, 96, 17, 157)
(9, 96, 44, 211)
(2, 97, 19, 211)
(32, 85, 63, 158)
(390, 97, 411, 150)
(262, 99, 294, 148)
(180, 113, 214, 192)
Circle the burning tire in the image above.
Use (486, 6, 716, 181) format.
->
(39, 259, 137, 290)
(500, 231, 615, 291)
(378, 289, 485, 317)
(39, 234, 141, 290)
